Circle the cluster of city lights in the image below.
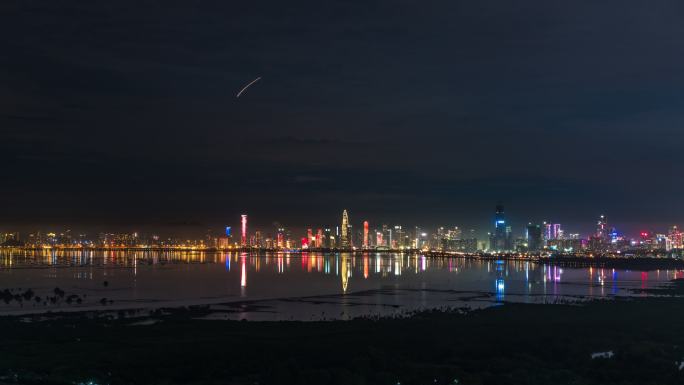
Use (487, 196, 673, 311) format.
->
(1, 207, 683, 257)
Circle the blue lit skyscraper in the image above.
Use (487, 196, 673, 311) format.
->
(490, 204, 512, 251)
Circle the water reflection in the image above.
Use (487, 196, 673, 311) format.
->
(0, 249, 682, 318)
(240, 254, 247, 297)
(341, 254, 350, 292)
(494, 260, 505, 302)
(495, 278, 505, 301)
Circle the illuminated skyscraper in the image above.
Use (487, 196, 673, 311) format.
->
(543, 223, 562, 241)
(340, 210, 350, 248)
(668, 225, 683, 249)
(218, 226, 233, 249)
(553, 224, 562, 239)
(394, 225, 405, 248)
(217, 237, 231, 249)
(489, 204, 512, 251)
(447, 227, 462, 240)
(596, 215, 608, 239)
(363, 221, 369, 249)
(316, 228, 323, 248)
(413, 226, 421, 249)
(241, 215, 247, 246)
(254, 230, 262, 247)
(276, 228, 285, 248)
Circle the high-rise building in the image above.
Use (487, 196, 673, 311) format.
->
(218, 226, 233, 249)
(276, 228, 285, 248)
(544, 223, 562, 240)
(554, 224, 563, 239)
(265, 236, 274, 249)
(589, 215, 609, 251)
(489, 204, 512, 251)
(668, 225, 683, 249)
(394, 225, 405, 248)
(363, 221, 369, 249)
(447, 227, 462, 240)
(526, 223, 543, 252)
(547, 238, 585, 252)
(241, 214, 248, 246)
(416, 231, 428, 249)
(0, 232, 20, 246)
(413, 226, 422, 249)
(324, 228, 333, 248)
(596, 215, 608, 239)
(316, 228, 324, 248)
(254, 231, 262, 247)
(217, 237, 231, 249)
(340, 210, 351, 248)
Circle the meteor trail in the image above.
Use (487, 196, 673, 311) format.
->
(236, 77, 261, 98)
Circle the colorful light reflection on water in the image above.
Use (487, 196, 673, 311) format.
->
(0, 250, 681, 320)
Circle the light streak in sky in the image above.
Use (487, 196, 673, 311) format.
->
(236, 77, 261, 98)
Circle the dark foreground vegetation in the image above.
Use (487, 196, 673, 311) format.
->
(1, 281, 684, 385)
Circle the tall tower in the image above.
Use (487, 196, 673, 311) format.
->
(495, 204, 505, 227)
(276, 229, 284, 248)
(490, 204, 511, 251)
(553, 224, 563, 239)
(316, 229, 323, 248)
(363, 221, 369, 248)
(341, 210, 350, 248)
(526, 223, 543, 251)
(241, 214, 248, 246)
(596, 215, 607, 239)
(324, 228, 333, 248)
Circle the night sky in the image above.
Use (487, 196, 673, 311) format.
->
(2, 1, 684, 237)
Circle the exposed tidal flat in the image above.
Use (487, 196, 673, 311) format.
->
(1, 281, 684, 385)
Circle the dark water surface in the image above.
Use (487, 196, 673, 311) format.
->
(0, 250, 681, 320)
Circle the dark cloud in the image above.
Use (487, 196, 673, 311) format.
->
(1, 0, 683, 237)
(259, 136, 373, 147)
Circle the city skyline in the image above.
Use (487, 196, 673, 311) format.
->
(2, 2, 684, 384)
(2, 197, 681, 239)
(3, 206, 684, 254)
(2, 212, 680, 240)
